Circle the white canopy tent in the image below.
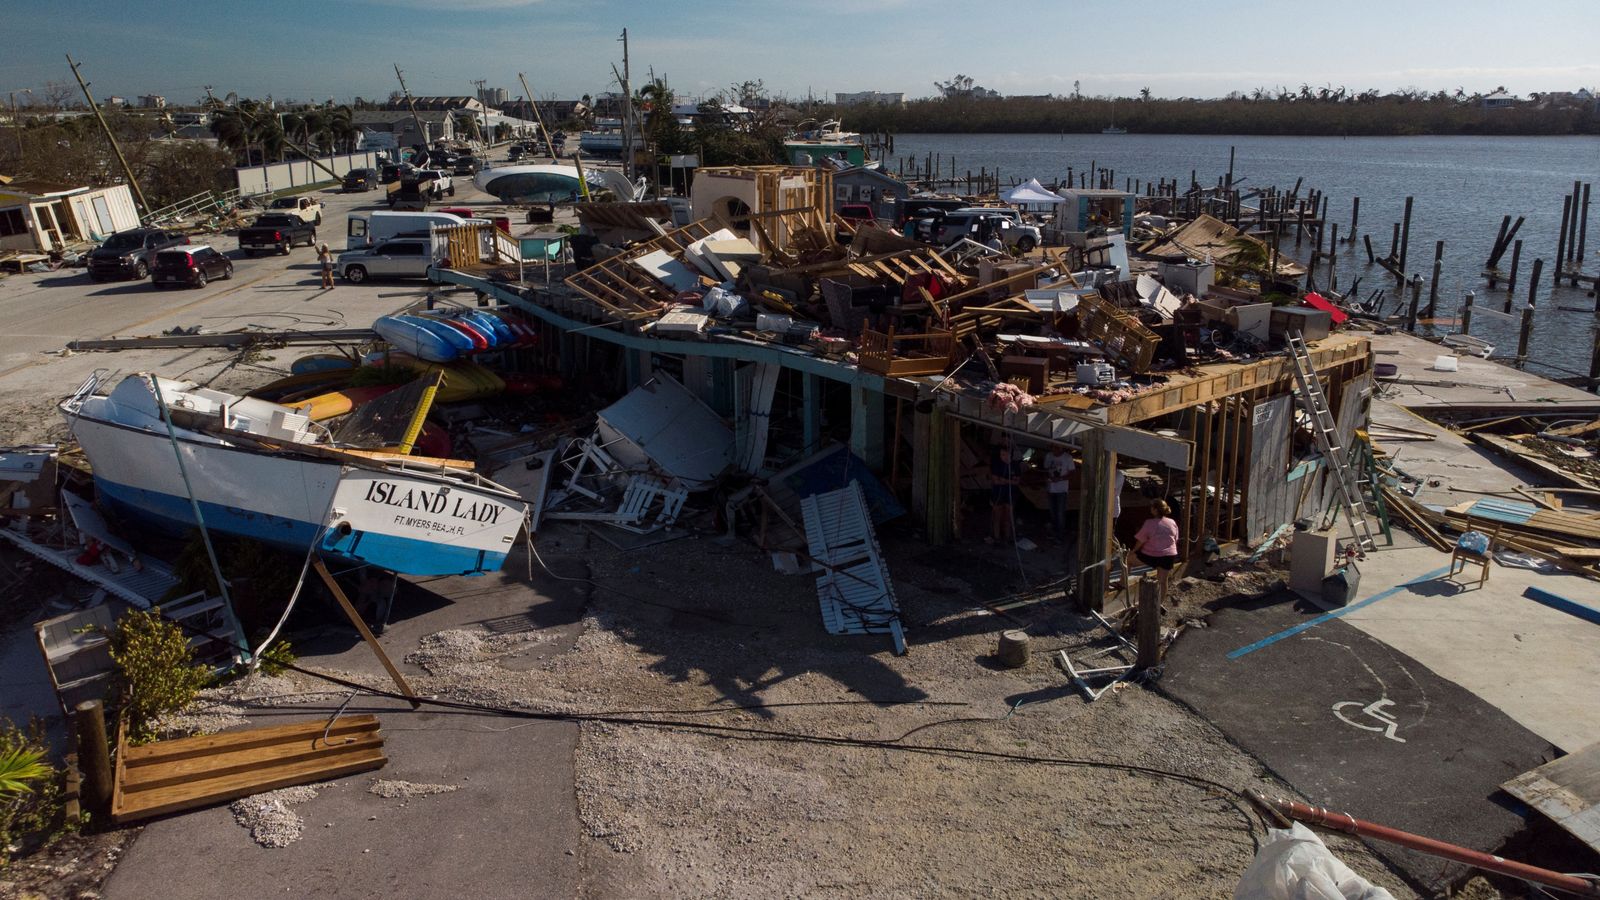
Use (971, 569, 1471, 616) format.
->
(1000, 178, 1066, 206)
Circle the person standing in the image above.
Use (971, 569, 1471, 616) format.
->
(1043, 446, 1076, 542)
(318, 243, 335, 289)
(1129, 499, 1180, 598)
(988, 436, 1019, 545)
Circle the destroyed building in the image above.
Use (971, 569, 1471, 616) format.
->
(430, 164, 1374, 612)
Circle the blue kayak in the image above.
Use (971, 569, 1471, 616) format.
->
(462, 310, 516, 347)
(373, 315, 459, 363)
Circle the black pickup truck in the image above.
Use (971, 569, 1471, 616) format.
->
(238, 214, 319, 256)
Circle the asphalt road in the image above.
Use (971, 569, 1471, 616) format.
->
(0, 181, 501, 441)
(1163, 590, 1556, 895)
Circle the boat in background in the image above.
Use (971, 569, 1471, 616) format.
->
(62, 373, 526, 578)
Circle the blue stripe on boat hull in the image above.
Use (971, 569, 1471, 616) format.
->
(96, 477, 504, 577)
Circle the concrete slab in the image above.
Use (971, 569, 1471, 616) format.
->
(103, 542, 586, 900)
(1339, 545, 1600, 753)
(102, 695, 579, 900)
(1165, 593, 1555, 894)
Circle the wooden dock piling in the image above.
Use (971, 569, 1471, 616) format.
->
(1348, 197, 1360, 241)
(1589, 324, 1600, 393)
(1507, 239, 1523, 296)
(1576, 182, 1591, 286)
(1517, 305, 1535, 369)
(1461, 290, 1474, 334)
(1428, 241, 1444, 316)
(1398, 196, 1414, 278)
(1557, 195, 1572, 287)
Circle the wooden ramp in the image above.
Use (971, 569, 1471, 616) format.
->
(112, 715, 387, 824)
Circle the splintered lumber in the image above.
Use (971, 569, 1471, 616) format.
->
(111, 715, 387, 824)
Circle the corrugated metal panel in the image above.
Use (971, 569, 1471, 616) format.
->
(1465, 498, 1537, 525)
(800, 482, 905, 655)
(594, 374, 733, 488)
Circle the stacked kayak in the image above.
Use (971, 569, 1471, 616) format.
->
(362, 351, 505, 403)
(372, 308, 538, 364)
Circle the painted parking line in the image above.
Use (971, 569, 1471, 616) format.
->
(1227, 565, 1452, 659)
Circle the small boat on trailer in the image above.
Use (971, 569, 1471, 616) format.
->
(61, 373, 527, 577)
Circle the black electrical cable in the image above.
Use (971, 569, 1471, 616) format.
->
(230, 654, 1263, 850)
(136, 563, 1265, 849)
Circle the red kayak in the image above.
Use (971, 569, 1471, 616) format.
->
(430, 318, 489, 352)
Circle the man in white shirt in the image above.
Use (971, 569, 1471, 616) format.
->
(1043, 447, 1076, 541)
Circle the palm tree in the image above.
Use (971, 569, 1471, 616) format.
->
(209, 108, 252, 164)
(0, 744, 50, 798)
(328, 105, 357, 153)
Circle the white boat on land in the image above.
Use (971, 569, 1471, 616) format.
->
(61, 373, 527, 577)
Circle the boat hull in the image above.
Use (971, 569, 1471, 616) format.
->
(72, 415, 519, 577)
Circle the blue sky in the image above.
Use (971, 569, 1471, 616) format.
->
(3, 0, 1596, 106)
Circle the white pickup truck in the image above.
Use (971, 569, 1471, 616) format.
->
(268, 195, 324, 225)
(415, 170, 455, 198)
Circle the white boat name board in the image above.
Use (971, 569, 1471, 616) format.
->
(362, 480, 511, 525)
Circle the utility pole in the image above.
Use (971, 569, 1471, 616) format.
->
(516, 73, 556, 157)
(7, 88, 29, 158)
(393, 64, 428, 153)
(65, 55, 149, 213)
(470, 79, 490, 146)
(617, 27, 632, 178)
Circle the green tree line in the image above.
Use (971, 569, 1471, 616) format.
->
(822, 95, 1599, 136)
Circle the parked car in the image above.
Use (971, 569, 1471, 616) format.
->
(835, 203, 878, 242)
(336, 238, 435, 283)
(931, 208, 1042, 251)
(87, 228, 189, 281)
(238, 214, 318, 256)
(151, 245, 233, 289)
(267, 195, 324, 225)
(343, 168, 380, 192)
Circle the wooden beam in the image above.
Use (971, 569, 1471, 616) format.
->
(312, 558, 419, 707)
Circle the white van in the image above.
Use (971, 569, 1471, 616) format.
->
(346, 211, 466, 251)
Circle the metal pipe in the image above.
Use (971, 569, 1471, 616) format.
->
(1264, 795, 1600, 898)
(150, 376, 234, 611)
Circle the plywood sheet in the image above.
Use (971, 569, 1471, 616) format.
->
(1503, 741, 1600, 854)
(629, 249, 702, 293)
(1246, 395, 1294, 543)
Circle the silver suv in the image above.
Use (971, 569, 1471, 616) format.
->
(931, 208, 1041, 251)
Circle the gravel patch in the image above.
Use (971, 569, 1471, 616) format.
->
(367, 780, 458, 800)
(229, 785, 322, 848)
(397, 528, 1420, 899)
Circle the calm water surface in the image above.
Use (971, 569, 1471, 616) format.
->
(888, 134, 1600, 376)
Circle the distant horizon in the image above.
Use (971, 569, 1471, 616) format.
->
(3, 0, 1596, 108)
(9, 84, 1597, 112)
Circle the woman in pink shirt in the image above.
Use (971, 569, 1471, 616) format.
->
(1129, 499, 1180, 596)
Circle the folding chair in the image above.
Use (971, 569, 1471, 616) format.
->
(1447, 517, 1502, 588)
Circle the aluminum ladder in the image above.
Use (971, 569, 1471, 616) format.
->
(1286, 332, 1377, 553)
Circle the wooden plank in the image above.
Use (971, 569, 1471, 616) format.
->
(113, 745, 386, 823)
(124, 716, 379, 766)
(1503, 741, 1600, 854)
(124, 730, 384, 792)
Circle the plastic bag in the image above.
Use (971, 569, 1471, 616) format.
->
(1234, 823, 1395, 900)
(703, 286, 746, 318)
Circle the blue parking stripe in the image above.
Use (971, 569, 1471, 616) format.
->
(1227, 565, 1452, 659)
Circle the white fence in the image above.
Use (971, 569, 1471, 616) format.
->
(234, 151, 380, 197)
